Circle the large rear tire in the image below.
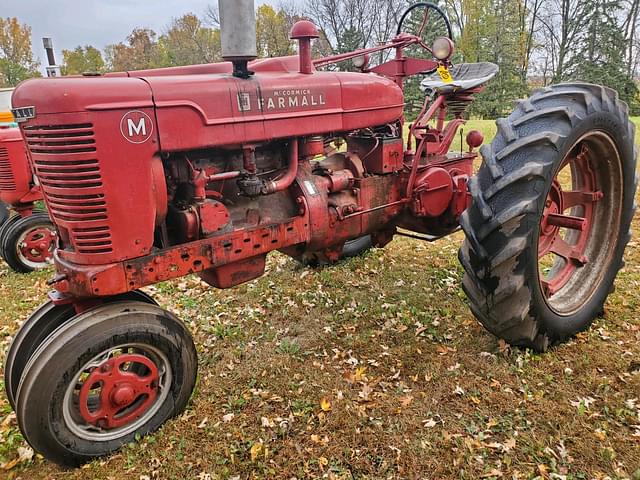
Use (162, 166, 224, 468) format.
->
(459, 83, 637, 351)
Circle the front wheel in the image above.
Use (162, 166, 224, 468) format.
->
(1, 212, 56, 272)
(4, 290, 159, 411)
(15, 301, 198, 467)
(460, 83, 637, 351)
(0, 202, 8, 226)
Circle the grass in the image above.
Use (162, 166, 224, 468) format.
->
(0, 118, 638, 479)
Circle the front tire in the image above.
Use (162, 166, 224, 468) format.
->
(459, 83, 637, 351)
(4, 290, 159, 411)
(15, 301, 198, 467)
(1, 212, 56, 273)
(0, 202, 8, 226)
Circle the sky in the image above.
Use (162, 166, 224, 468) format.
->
(3, 0, 304, 69)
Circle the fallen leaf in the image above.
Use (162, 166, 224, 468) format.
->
(222, 413, 235, 423)
(359, 383, 373, 402)
(481, 469, 503, 478)
(250, 442, 264, 462)
(400, 395, 414, 407)
(423, 418, 437, 428)
(320, 397, 332, 412)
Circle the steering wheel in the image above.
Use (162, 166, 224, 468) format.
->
(397, 3, 453, 55)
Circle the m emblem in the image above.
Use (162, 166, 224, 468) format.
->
(120, 110, 154, 144)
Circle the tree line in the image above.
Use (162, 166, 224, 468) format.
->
(1, 0, 640, 117)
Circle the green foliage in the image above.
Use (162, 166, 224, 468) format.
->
(256, 5, 295, 58)
(0, 17, 40, 87)
(157, 14, 221, 67)
(567, 0, 639, 112)
(61, 45, 105, 75)
(105, 28, 163, 71)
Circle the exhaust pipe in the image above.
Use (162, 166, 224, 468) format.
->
(42, 38, 61, 77)
(218, 0, 257, 78)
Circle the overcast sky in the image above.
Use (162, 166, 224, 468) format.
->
(3, 0, 304, 69)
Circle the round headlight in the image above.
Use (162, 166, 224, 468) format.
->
(432, 37, 454, 60)
(352, 54, 369, 70)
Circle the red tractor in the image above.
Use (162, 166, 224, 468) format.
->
(0, 88, 56, 272)
(0, 125, 56, 272)
(7, 1, 637, 466)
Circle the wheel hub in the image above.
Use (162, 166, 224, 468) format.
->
(18, 226, 56, 265)
(78, 353, 159, 429)
(110, 384, 136, 407)
(539, 181, 563, 250)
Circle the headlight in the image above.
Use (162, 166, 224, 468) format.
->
(432, 37, 454, 60)
(352, 54, 369, 70)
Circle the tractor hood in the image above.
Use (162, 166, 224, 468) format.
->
(12, 63, 404, 151)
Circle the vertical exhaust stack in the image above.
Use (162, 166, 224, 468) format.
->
(219, 0, 257, 78)
(42, 38, 61, 77)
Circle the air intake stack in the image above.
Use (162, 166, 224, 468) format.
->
(219, 0, 257, 78)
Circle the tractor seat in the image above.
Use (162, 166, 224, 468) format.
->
(420, 62, 499, 94)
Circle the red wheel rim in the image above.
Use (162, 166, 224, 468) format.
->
(63, 344, 172, 441)
(78, 353, 160, 429)
(538, 133, 623, 315)
(17, 226, 56, 266)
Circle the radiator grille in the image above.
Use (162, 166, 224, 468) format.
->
(24, 124, 113, 254)
(0, 147, 16, 191)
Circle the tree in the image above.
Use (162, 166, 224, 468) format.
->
(455, 0, 529, 117)
(0, 17, 40, 87)
(534, 0, 591, 83)
(61, 46, 105, 75)
(570, 0, 638, 109)
(305, 0, 378, 54)
(105, 28, 162, 72)
(158, 14, 221, 66)
(256, 5, 295, 57)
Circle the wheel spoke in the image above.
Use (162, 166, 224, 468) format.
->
(550, 237, 587, 266)
(561, 190, 603, 209)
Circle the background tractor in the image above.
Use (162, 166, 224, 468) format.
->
(0, 88, 56, 272)
(6, 0, 637, 467)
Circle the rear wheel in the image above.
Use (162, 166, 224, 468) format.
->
(4, 290, 158, 411)
(1, 212, 56, 272)
(459, 83, 637, 351)
(15, 301, 197, 467)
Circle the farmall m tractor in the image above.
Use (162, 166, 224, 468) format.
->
(0, 88, 56, 272)
(7, 0, 637, 466)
